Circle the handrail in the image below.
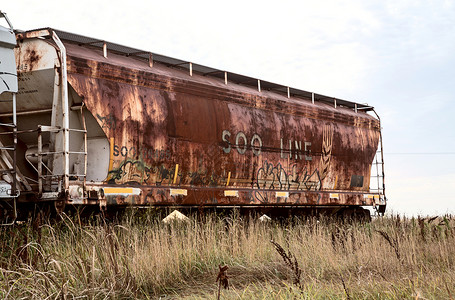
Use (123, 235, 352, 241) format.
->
(0, 11, 14, 30)
(371, 108, 386, 214)
(51, 30, 70, 193)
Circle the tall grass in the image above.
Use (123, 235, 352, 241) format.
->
(1, 210, 454, 299)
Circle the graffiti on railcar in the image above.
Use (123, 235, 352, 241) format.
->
(106, 125, 334, 200)
(319, 125, 333, 180)
(253, 160, 322, 203)
(107, 158, 177, 185)
(255, 161, 321, 191)
(96, 113, 116, 130)
(107, 155, 222, 187)
(107, 158, 150, 184)
(108, 156, 323, 192)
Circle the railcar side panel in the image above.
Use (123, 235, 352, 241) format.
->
(63, 42, 380, 208)
(0, 28, 385, 216)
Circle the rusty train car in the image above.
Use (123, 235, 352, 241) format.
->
(0, 16, 386, 222)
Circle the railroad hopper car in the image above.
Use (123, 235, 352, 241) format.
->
(0, 21, 386, 221)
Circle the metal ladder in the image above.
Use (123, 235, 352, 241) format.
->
(34, 115, 88, 197)
(23, 30, 88, 205)
(370, 109, 386, 213)
(0, 93, 19, 224)
(371, 138, 385, 194)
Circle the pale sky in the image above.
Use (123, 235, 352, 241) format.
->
(3, 0, 455, 216)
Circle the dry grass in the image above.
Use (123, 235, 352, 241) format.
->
(1, 210, 454, 299)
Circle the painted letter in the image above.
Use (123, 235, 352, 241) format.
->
(305, 142, 312, 161)
(251, 134, 262, 156)
(295, 141, 302, 160)
(236, 132, 247, 155)
(120, 146, 128, 157)
(222, 130, 231, 154)
(113, 145, 120, 156)
(289, 140, 292, 159)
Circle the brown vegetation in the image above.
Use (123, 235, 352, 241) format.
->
(0, 211, 454, 299)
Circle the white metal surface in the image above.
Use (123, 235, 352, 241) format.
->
(0, 16, 17, 94)
(51, 31, 70, 192)
(0, 181, 12, 198)
(0, 11, 18, 225)
(86, 138, 110, 181)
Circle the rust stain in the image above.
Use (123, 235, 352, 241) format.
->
(12, 30, 383, 211)
(24, 48, 41, 71)
(67, 53, 380, 208)
(65, 42, 380, 208)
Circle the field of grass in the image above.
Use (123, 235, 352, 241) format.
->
(1, 210, 454, 299)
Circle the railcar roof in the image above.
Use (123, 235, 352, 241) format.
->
(17, 28, 374, 112)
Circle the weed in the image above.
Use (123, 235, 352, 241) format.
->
(0, 214, 454, 298)
(376, 230, 401, 261)
(270, 239, 302, 289)
(216, 265, 229, 300)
